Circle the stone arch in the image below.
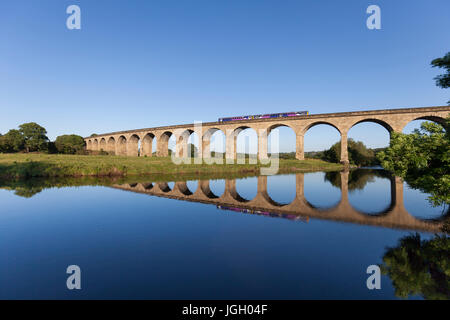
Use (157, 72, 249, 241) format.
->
(158, 182, 172, 193)
(302, 121, 342, 161)
(302, 121, 341, 135)
(233, 178, 258, 203)
(303, 171, 342, 210)
(229, 188, 251, 203)
(87, 140, 92, 150)
(158, 131, 173, 157)
(107, 137, 116, 154)
(266, 174, 296, 206)
(199, 180, 220, 199)
(402, 115, 448, 133)
(208, 180, 225, 198)
(141, 133, 155, 157)
(231, 125, 251, 137)
(186, 180, 198, 194)
(347, 119, 392, 158)
(266, 123, 296, 156)
(203, 128, 225, 158)
(99, 138, 107, 152)
(127, 134, 141, 157)
(259, 190, 286, 207)
(203, 127, 222, 139)
(233, 126, 258, 162)
(414, 115, 447, 126)
(346, 170, 395, 217)
(177, 129, 195, 158)
(93, 139, 99, 151)
(176, 182, 194, 196)
(142, 183, 153, 190)
(349, 118, 394, 134)
(117, 136, 127, 156)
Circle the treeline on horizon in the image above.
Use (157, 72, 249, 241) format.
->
(274, 139, 384, 166)
(0, 122, 86, 155)
(305, 139, 384, 166)
(177, 141, 383, 167)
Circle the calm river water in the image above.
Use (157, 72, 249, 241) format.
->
(0, 169, 448, 299)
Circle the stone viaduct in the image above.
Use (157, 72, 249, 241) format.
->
(85, 106, 450, 163)
(111, 171, 447, 233)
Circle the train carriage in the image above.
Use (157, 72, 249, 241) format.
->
(218, 111, 308, 122)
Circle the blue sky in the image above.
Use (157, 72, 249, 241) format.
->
(0, 0, 448, 152)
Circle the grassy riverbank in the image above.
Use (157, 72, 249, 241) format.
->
(0, 153, 343, 179)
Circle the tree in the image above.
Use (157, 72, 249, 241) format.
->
(18, 122, 49, 152)
(377, 118, 450, 207)
(54, 134, 86, 154)
(431, 52, 449, 104)
(187, 143, 198, 158)
(381, 233, 450, 300)
(324, 169, 391, 191)
(47, 141, 58, 154)
(322, 139, 378, 166)
(0, 129, 25, 152)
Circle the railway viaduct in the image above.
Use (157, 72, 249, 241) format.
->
(84, 106, 450, 163)
(111, 171, 446, 233)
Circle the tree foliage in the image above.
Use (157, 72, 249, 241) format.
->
(377, 118, 450, 207)
(187, 143, 198, 158)
(324, 169, 391, 191)
(0, 122, 85, 155)
(18, 122, 49, 152)
(54, 135, 86, 154)
(0, 129, 26, 152)
(431, 52, 450, 104)
(431, 52, 450, 89)
(322, 138, 379, 166)
(381, 233, 450, 300)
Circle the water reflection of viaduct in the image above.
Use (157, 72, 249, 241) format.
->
(111, 172, 445, 233)
(84, 106, 450, 164)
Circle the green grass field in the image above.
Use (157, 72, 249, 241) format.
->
(0, 153, 343, 179)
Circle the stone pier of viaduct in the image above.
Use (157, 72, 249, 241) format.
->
(85, 106, 450, 163)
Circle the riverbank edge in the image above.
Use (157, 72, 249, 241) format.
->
(0, 154, 345, 180)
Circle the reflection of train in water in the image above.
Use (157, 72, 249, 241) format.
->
(217, 205, 309, 222)
(218, 111, 308, 123)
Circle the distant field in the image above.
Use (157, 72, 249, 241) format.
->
(0, 153, 343, 179)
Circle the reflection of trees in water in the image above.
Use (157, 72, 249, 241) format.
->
(442, 220, 450, 234)
(13, 186, 44, 198)
(377, 120, 449, 208)
(324, 169, 392, 191)
(0, 177, 129, 198)
(381, 233, 450, 300)
(0, 171, 260, 198)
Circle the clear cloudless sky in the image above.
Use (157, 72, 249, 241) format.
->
(1, 0, 449, 151)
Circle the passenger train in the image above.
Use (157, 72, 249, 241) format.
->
(217, 205, 309, 222)
(218, 111, 308, 123)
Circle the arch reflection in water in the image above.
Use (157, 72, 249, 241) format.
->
(208, 179, 225, 198)
(304, 172, 341, 209)
(266, 174, 296, 205)
(113, 170, 447, 233)
(325, 169, 393, 215)
(235, 177, 258, 201)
